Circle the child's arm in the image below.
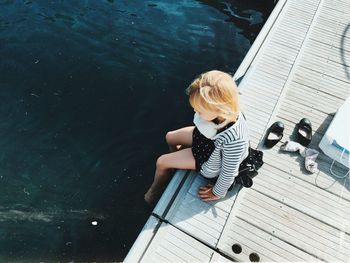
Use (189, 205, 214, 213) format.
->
(212, 140, 246, 198)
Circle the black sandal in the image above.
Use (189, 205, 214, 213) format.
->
(264, 121, 284, 148)
(296, 118, 312, 146)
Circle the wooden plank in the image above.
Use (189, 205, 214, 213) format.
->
(287, 4, 318, 15)
(318, 4, 350, 23)
(245, 190, 350, 245)
(262, 148, 350, 202)
(241, 82, 281, 101)
(270, 34, 304, 50)
(301, 46, 350, 74)
(240, 105, 273, 124)
(240, 190, 350, 262)
(243, 75, 285, 95)
(274, 26, 308, 44)
(303, 38, 350, 65)
(297, 52, 350, 84)
(315, 15, 346, 31)
(218, 217, 319, 261)
(255, 57, 293, 78)
(253, 64, 290, 80)
(210, 252, 232, 262)
(276, 24, 307, 42)
(246, 68, 289, 89)
(164, 172, 241, 247)
(261, 41, 298, 63)
(289, 0, 320, 11)
(279, 19, 310, 34)
(124, 215, 161, 263)
(292, 66, 350, 98)
(241, 115, 269, 134)
(141, 223, 215, 262)
(153, 169, 188, 217)
(255, 165, 350, 220)
(309, 26, 350, 52)
(284, 81, 346, 113)
(188, 174, 241, 213)
(284, 4, 317, 21)
(324, 0, 350, 7)
(253, 177, 350, 234)
(283, 11, 315, 25)
(250, 67, 289, 86)
(277, 99, 332, 127)
(241, 93, 277, 113)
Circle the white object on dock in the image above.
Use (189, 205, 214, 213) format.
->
(319, 96, 350, 167)
(319, 96, 350, 177)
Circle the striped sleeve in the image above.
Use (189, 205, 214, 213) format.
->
(212, 139, 246, 198)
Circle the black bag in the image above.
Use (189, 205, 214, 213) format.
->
(234, 147, 264, 188)
(209, 146, 263, 190)
(208, 113, 264, 190)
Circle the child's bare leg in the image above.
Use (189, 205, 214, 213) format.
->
(166, 126, 194, 152)
(145, 148, 196, 204)
(166, 126, 194, 177)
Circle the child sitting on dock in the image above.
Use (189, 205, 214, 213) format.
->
(144, 70, 250, 204)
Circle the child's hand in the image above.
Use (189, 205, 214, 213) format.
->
(198, 184, 220, 202)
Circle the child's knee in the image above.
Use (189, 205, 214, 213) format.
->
(165, 131, 175, 145)
(165, 131, 172, 144)
(156, 155, 168, 170)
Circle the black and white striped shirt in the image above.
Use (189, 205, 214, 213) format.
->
(200, 112, 250, 198)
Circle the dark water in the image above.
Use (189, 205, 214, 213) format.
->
(0, 0, 274, 261)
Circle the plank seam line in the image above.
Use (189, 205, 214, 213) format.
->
(256, 0, 323, 149)
(216, 185, 243, 244)
(161, 236, 204, 261)
(151, 212, 237, 262)
(242, 194, 350, 249)
(322, 1, 350, 11)
(253, 177, 350, 217)
(236, 215, 326, 262)
(228, 222, 305, 261)
(308, 34, 350, 53)
(175, 201, 228, 224)
(138, 170, 191, 262)
(307, 41, 350, 61)
(254, 179, 349, 222)
(291, 80, 347, 100)
(171, 213, 223, 237)
(301, 52, 350, 70)
(276, 97, 336, 115)
(261, 160, 350, 203)
(137, 216, 163, 263)
(160, 170, 191, 219)
(251, 187, 350, 235)
(228, 221, 292, 261)
(298, 64, 350, 85)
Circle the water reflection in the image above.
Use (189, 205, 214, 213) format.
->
(198, 0, 276, 43)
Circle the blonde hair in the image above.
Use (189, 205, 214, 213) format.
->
(186, 70, 240, 125)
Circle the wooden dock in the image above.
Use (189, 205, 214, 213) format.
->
(125, 0, 350, 261)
